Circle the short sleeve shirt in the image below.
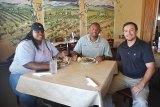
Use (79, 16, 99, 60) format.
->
(9, 40, 59, 74)
(73, 34, 112, 58)
(116, 38, 155, 78)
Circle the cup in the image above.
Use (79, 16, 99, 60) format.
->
(50, 59, 57, 74)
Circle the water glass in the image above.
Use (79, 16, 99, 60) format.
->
(50, 59, 57, 74)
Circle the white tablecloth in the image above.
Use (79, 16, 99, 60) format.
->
(16, 61, 118, 107)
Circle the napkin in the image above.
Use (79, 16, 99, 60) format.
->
(33, 72, 52, 77)
(86, 76, 98, 87)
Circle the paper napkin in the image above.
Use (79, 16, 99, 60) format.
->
(33, 72, 52, 77)
(86, 76, 98, 87)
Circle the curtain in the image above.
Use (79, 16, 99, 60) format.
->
(140, 0, 159, 43)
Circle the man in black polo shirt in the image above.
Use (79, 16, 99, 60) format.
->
(106, 22, 155, 107)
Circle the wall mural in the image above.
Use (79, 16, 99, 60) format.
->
(44, 0, 80, 42)
(0, 0, 114, 46)
(86, 0, 114, 39)
(0, 0, 34, 45)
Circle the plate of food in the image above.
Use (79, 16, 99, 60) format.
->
(77, 57, 96, 64)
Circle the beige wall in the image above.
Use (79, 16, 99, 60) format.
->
(114, 0, 143, 38)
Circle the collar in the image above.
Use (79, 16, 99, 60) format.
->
(123, 37, 140, 48)
(87, 34, 100, 43)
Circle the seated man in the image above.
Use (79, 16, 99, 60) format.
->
(71, 22, 112, 62)
(105, 22, 155, 107)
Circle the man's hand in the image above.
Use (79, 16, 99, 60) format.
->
(71, 51, 78, 61)
(95, 56, 104, 62)
(132, 62, 155, 96)
(131, 80, 145, 95)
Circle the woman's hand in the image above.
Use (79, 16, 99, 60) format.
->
(60, 51, 67, 58)
(56, 51, 67, 58)
(61, 51, 67, 57)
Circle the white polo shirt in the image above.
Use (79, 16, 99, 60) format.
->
(9, 40, 59, 74)
(74, 34, 112, 58)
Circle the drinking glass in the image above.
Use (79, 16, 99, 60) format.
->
(50, 59, 57, 74)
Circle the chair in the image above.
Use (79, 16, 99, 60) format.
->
(55, 37, 64, 42)
(107, 39, 114, 48)
(117, 87, 152, 107)
(16, 95, 20, 105)
(111, 48, 117, 60)
(117, 88, 132, 107)
(55, 43, 67, 52)
(68, 42, 77, 51)
(68, 42, 77, 56)
(73, 36, 80, 40)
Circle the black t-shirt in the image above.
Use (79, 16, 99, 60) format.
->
(116, 38, 155, 79)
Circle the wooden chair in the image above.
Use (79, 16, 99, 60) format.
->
(16, 95, 20, 105)
(107, 39, 114, 48)
(73, 36, 80, 40)
(117, 87, 151, 107)
(68, 42, 77, 56)
(55, 37, 64, 42)
(55, 44, 67, 52)
(68, 42, 77, 51)
(111, 48, 117, 60)
(117, 88, 132, 107)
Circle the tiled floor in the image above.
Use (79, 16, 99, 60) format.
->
(0, 62, 160, 107)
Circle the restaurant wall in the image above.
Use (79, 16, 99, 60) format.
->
(0, 0, 114, 62)
(114, 0, 143, 38)
(0, 0, 143, 62)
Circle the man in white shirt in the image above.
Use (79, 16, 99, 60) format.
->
(72, 22, 112, 62)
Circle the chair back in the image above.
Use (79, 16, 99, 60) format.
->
(55, 37, 64, 42)
(68, 42, 77, 56)
(107, 39, 114, 48)
(55, 44, 67, 52)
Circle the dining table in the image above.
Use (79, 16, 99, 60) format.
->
(16, 60, 118, 107)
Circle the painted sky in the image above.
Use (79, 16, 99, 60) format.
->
(86, 0, 113, 6)
(0, 0, 77, 4)
(0, 0, 113, 6)
(50, 1, 77, 7)
(0, 0, 30, 4)
(49, 0, 77, 1)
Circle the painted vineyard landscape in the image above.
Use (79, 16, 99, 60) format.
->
(0, 0, 33, 45)
(0, 0, 114, 45)
(44, 0, 80, 41)
(86, 0, 114, 39)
